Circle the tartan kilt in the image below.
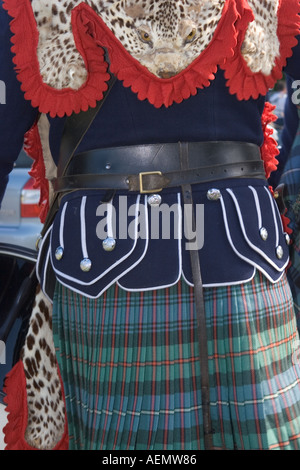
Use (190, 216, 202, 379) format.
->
(52, 271, 300, 450)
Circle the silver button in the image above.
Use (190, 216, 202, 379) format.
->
(259, 227, 268, 241)
(80, 258, 92, 272)
(55, 246, 64, 260)
(276, 245, 284, 259)
(35, 235, 42, 251)
(207, 188, 221, 201)
(285, 233, 291, 245)
(148, 194, 162, 207)
(102, 237, 116, 252)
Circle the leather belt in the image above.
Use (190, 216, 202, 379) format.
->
(52, 141, 266, 194)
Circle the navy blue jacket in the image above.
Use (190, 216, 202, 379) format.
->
(1, 3, 300, 298)
(0, 1, 38, 205)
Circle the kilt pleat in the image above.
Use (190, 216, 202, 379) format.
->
(52, 271, 300, 450)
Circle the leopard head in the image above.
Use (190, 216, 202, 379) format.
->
(100, 0, 225, 78)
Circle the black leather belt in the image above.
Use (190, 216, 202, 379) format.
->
(52, 141, 265, 194)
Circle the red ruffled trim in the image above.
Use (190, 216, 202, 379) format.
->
(223, 0, 300, 100)
(3, 0, 110, 117)
(3, 360, 69, 450)
(23, 120, 49, 224)
(269, 186, 292, 236)
(260, 102, 280, 179)
(73, 0, 249, 108)
(281, 212, 293, 235)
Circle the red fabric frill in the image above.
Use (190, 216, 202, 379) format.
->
(222, 0, 300, 100)
(72, 0, 252, 108)
(23, 120, 49, 224)
(261, 103, 292, 240)
(3, 0, 110, 117)
(260, 102, 280, 180)
(281, 212, 293, 236)
(3, 360, 69, 450)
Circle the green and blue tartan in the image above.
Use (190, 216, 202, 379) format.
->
(52, 271, 300, 450)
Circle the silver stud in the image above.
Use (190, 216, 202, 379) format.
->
(102, 237, 116, 252)
(35, 235, 42, 251)
(80, 258, 92, 272)
(148, 194, 162, 207)
(259, 227, 268, 241)
(207, 188, 221, 201)
(55, 246, 64, 260)
(285, 233, 291, 245)
(105, 163, 111, 170)
(276, 245, 284, 260)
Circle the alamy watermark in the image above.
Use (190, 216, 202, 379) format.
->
(292, 338, 300, 366)
(291, 80, 300, 105)
(95, 196, 205, 250)
(0, 340, 6, 365)
(0, 80, 6, 104)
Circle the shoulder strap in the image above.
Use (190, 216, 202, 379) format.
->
(40, 73, 117, 238)
(57, 74, 117, 177)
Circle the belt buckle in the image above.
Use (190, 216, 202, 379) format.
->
(139, 171, 163, 194)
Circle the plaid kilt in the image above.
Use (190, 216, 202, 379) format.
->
(52, 271, 300, 450)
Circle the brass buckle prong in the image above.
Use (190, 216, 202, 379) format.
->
(139, 171, 163, 194)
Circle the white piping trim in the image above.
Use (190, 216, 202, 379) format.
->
(36, 229, 54, 304)
(50, 195, 142, 286)
(181, 270, 193, 287)
(54, 195, 149, 298)
(56, 266, 284, 298)
(264, 186, 279, 247)
(59, 201, 67, 249)
(248, 186, 262, 229)
(41, 246, 54, 304)
(226, 188, 287, 272)
(106, 200, 114, 239)
(36, 224, 53, 284)
(118, 192, 183, 292)
(80, 196, 88, 259)
(220, 194, 286, 284)
(45, 188, 288, 298)
(181, 265, 256, 288)
(54, 194, 184, 297)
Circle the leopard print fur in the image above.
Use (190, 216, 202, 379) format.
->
(32, 0, 88, 89)
(21, 284, 65, 450)
(241, 0, 280, 75)
(32, 0, 281, 90)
